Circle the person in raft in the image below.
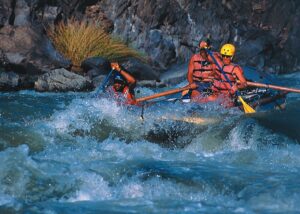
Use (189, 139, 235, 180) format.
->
(210, 43, 248, 107)
(184, 39, 219, 102)
(108, 62, 137, 105)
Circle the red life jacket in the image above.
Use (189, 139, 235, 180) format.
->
(190, 54, 214, 80)
(212, 64, 241, 93)
(112, 86, 136, 105)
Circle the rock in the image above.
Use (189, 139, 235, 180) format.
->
(14, 0, 31, 26)
(160, 63, 187, 85)
(43, 39, 71, 68)
(81, 57, 111, 74)
(137, 80, 166, 88)
(0, 25, 36, 53)
(34, 68, 93, 92)
(0, 71, 20, 91)
(236, 33, 270, 68)
(41, 6, 59, 24)
(5, 52, 26, 64)
(121, 58, 160, 81)
(0, 49, 9, 67)
(0, 25, 71, 78)
(91, 75, 106, 88)
(0, 0, 11, 27)
(86, 68, 102, 80)
(148, 35, 177, 70)
(85, 4, 114, 33)
(96, 0, 300, 73)
(19, 73, 40, 89)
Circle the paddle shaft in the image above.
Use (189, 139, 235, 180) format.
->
(245, 81, 300, 93)
(203, 78, 300, 93)
(94, 69, 114, 96)
(136, 84, 196, 103)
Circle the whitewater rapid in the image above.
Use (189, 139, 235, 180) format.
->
(0, 73, 300, 213)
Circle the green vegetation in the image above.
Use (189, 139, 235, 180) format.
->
(47, 19, 145, 67)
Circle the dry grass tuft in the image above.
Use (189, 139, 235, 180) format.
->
(47, 19, 145, 67)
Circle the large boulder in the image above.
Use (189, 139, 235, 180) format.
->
(121, 58, 160, 81)
(81, 57, 111, 74)
(34, 68, 93, 92)
(0, 71, 20, 91)
(0, 25, 70, 74)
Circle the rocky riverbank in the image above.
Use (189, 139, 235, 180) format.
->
(1, 0, 300, 92)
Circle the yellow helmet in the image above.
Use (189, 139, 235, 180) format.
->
(220, 43, 235, 56)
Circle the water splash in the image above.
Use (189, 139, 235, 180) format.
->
(1, 81, 300, 213)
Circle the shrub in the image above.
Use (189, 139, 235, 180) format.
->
(47, 19, 145, 67)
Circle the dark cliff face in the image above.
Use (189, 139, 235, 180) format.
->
(97, 0, 300, 73)
(1, 0, 300, 75)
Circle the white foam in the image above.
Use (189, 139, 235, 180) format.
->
(67, 172, 112, 202)
(121, 183, 144, 198)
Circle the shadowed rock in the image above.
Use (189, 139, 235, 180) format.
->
(121, 58, 160, 81)
(0, 71, 20, 91)
(0, 25, 70, 74)
(34, 68, 93, 92)
(0, 0, 11, 27)
(81, 57, 111, 74)
(97, 0, 300, 73)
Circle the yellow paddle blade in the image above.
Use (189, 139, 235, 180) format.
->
(238, 96, 256, 114)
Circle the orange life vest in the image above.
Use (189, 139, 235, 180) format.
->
(212, 64, 242, 93)
(190, 54, 214, 80)
(112, 86, 136, 105)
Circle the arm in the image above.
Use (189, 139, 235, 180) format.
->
(187, 56, 194, 84)
(233, 66, 247, 89)
(111, 62, 136, 87)
(228, 66, 247, 94)
(120, 69, 136, 87)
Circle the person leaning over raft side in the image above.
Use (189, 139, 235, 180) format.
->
(185, 39, 218, 102)
(107, 62, 137, 105)
(210, 43, 248, 107)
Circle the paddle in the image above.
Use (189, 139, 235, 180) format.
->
(136, 83, 198, 103)
(202, 77, 300, 94)
(244, 81, 300, 93)
(206, 50, 256, 113)
(93, 69, 114, 97)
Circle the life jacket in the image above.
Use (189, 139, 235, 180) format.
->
(212, 64, 241, 93)
(112, 85, 136, 105)
(190, 54, 214, 80)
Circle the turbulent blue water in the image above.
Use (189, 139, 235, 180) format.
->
(1, 73, 300, 213)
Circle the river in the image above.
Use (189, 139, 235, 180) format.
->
(0, 72, 300, 213)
